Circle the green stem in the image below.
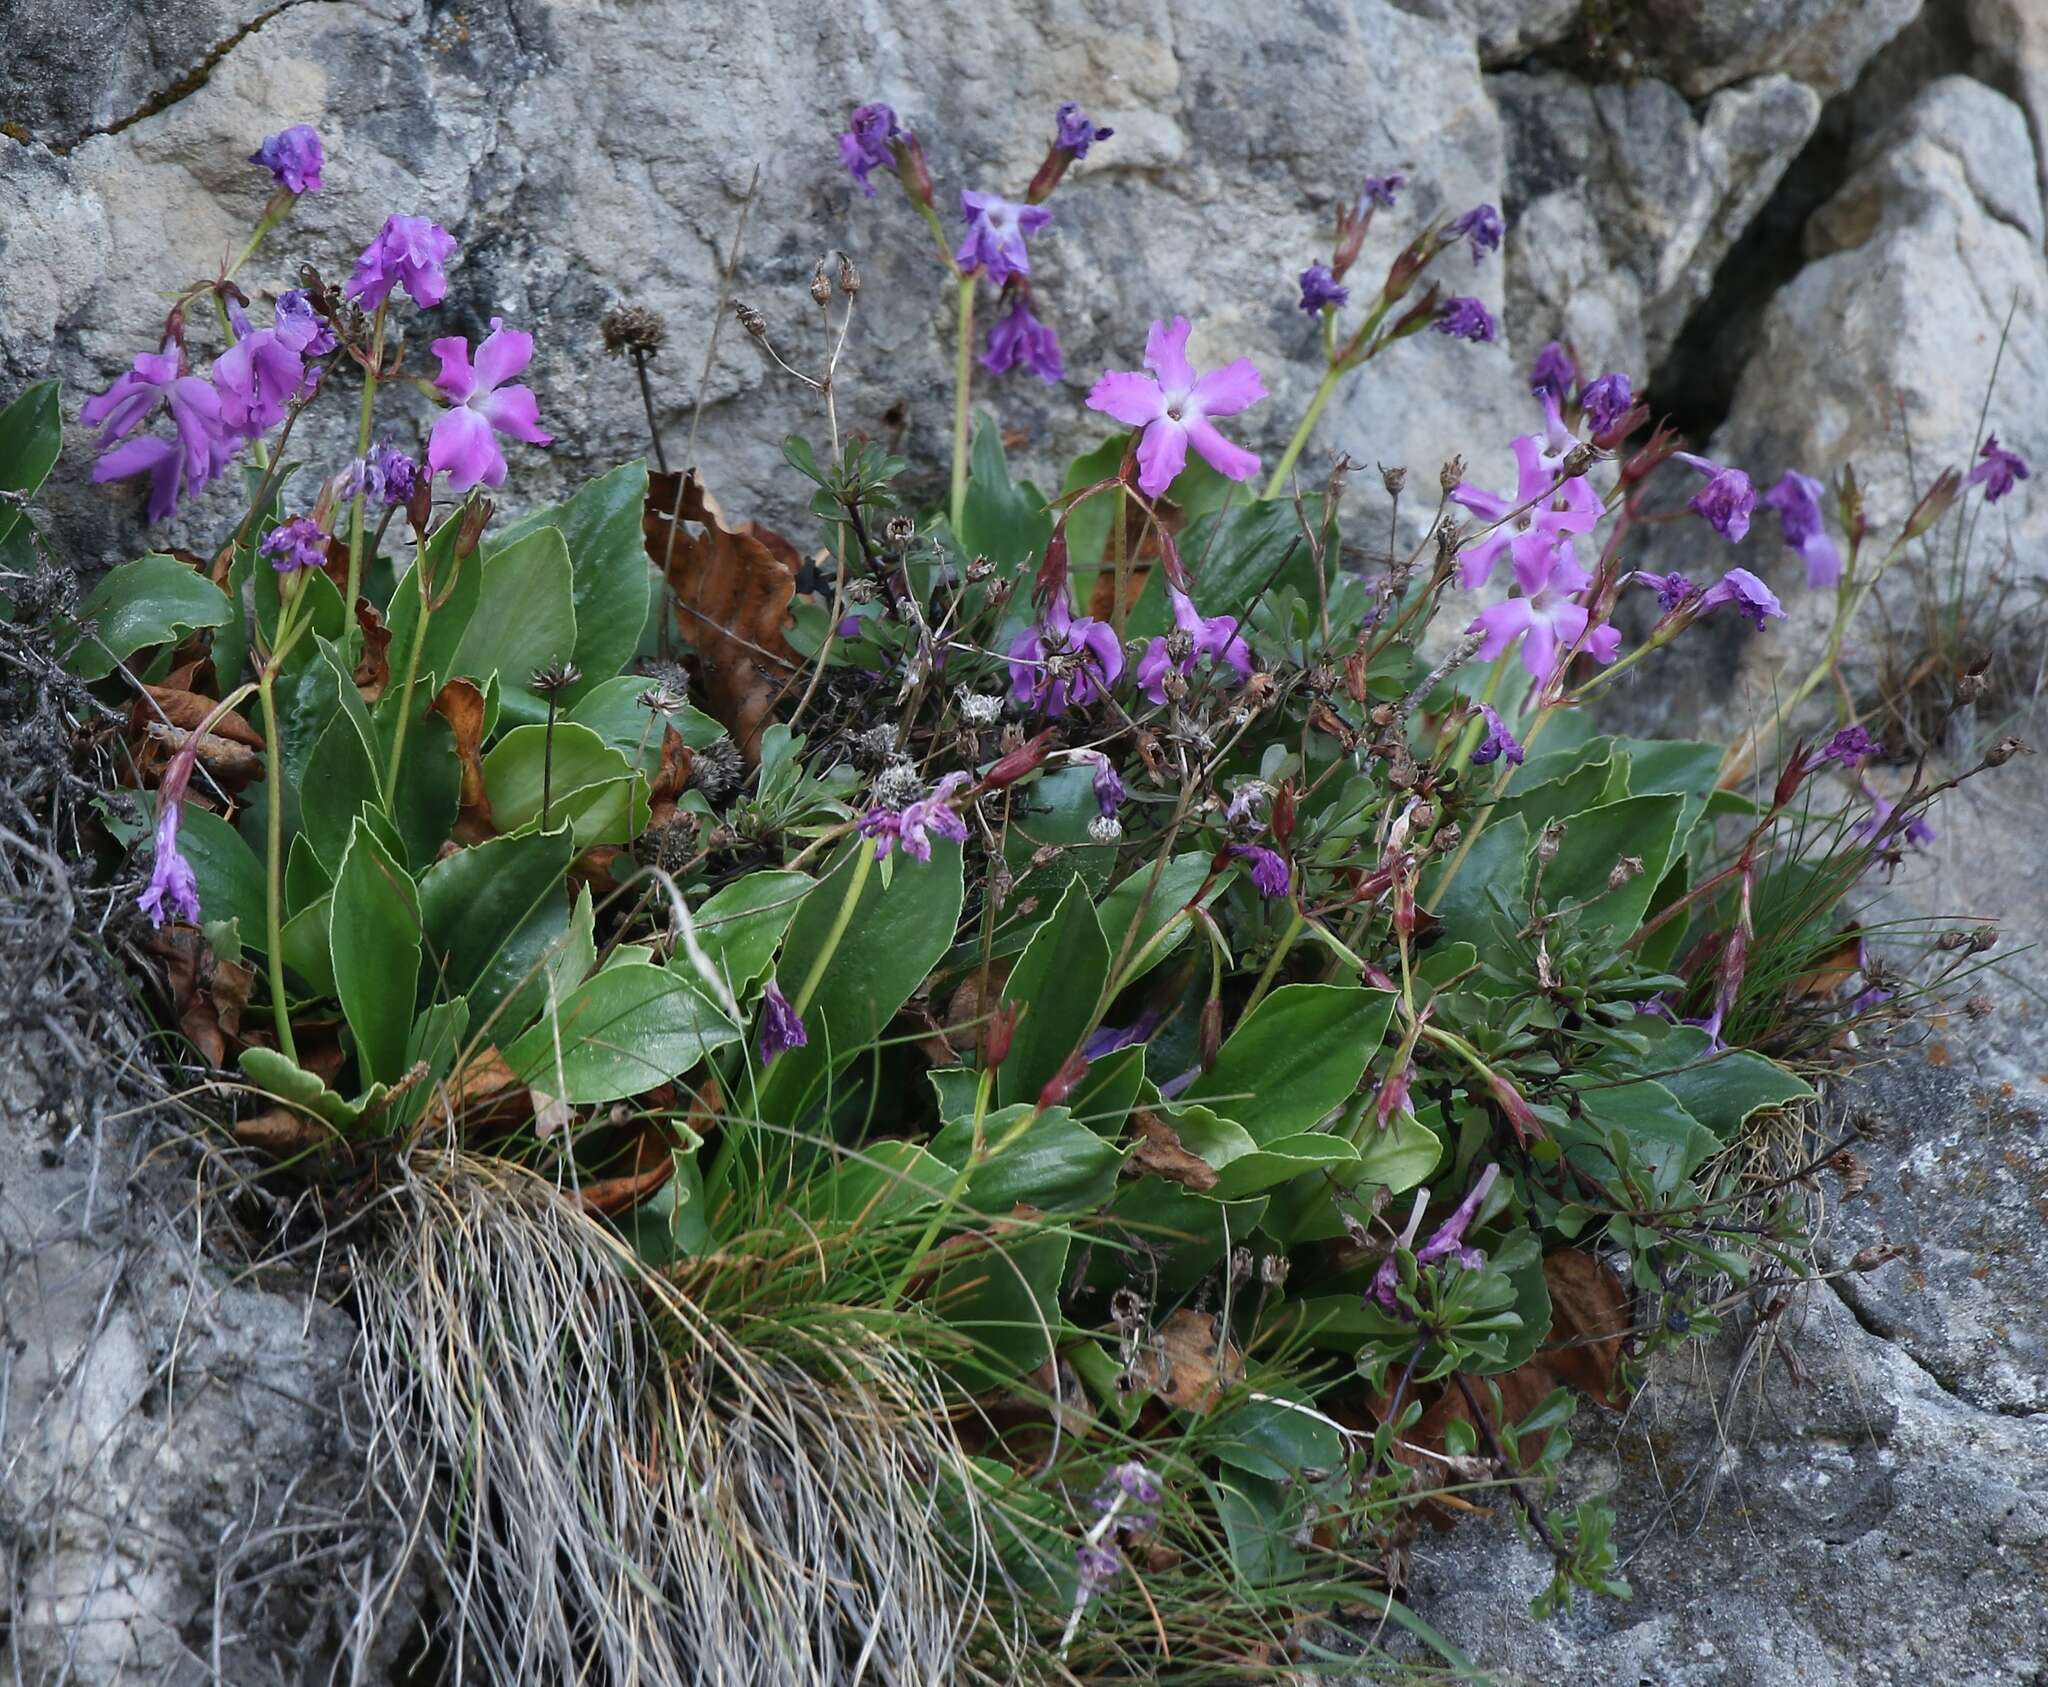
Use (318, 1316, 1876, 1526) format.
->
(1426, 702, 1560, 915)
(343, 304, 387, 638)
(791, 842, 874, 1018)
(949, 274, 976, 534)
(225, 190, 297, 283)
(1264, 364, 1341, 500)
(893, 1065, 994, 1304)
(256, 672, 297, 1063)
(1242, 906, 1305, 1017)
(384, 600, 431, 798)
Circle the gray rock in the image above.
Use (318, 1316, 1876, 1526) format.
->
(1630, 0, 1925, 100)
(1496, 69, 1820, 388)
(1966, 0, 2048, 223)
(1385, 0, 1585, 67)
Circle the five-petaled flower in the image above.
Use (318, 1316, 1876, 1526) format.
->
(260, 514, 329, 573)
(1450, 413, 1604, 590)
(1432, 295, 1497, 343)
(1675, 452, 1756, 542)
(213, 299, 305, 438)
(1231, 843, 1291, 898)
(1633, 566, 1783, 629)
(1357, 173, 1406, 210)
(1298, 262, 1349, 316)
(1968, 433, 2029, 503)
(1579, 371, 1633, 436)
(1469, 540, 1621, 679)
(955, 191, 1050, 285)
(1007, 592, 1124, 715)
(1762, 469, 1842, 588)
(1135, 580, 1252, 704)
(249, 125, 323, 194)
(273, 288, 336, 356)
(346, 214, 457, 310)
(1820, 724, 1882, 768)
(757, 980, 809, 1066)
(859, 770, 974, 862)
(1087, 316, 1266, 499)
(1371, 1163, 1501, 1308)
(427, 319, 554, 492)
(839, 102, 904, 197)
(983, 294, 1063, 383)
(1852, 781, 1936, 849)
(1529, 341, 1576, 403)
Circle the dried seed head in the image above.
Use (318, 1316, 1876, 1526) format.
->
(837, 253, 860, 296)
(1536, 818, 1567, 865)
(1381, 463, 1408, 497)
(1260, 1253, 1290, 1287)
(999, 723, 1027, 756)
(1953, 667, 1991, 706)
(1965, 992, 1994, 1018)
(1087, 813, 1123, 845)
(1436, 519, 1465, 564)
(1304, 660, 1338, 695)
(600, 303, 668, 358)
(1164, 628, 1196, 666)
(870, 757, 925, 808)
(1440, 454, 1466, 495)
(1229, 1246, 1254, 1284)
(636, 679, 686, 715)
(734, 301, 768, 340)
(636, 812, 700, 873)
(690, 737, 745, 801)
(1561, 443, 1596, 480)
(530, 660, 582, 697)
(1606, 854, 1644, 891)
(1983, 733, 2030, 767)
(884, 513, 917, 551)
(1161, 669, 1190, 704)
(1030, 843, 1063, 869)
(965, 553, 995, 582)
(1848, 1242, 1909, 1274)
(809, 263, 833, 307)
(955, 688, 1003, 726)
(1968, 925, 1999, 953)
(1432, 820, 1462, 856)
(983, 576, 1015, 611)
(850, 722, 901, 764)
(843, 574, 882, 604)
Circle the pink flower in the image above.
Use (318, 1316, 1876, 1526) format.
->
(1086, 316, 1266, 499)
(955, 191, 1051, 284)
(1006, 592, 1124, 715)
(1468, 540, 1621, 680)
(1449, 406, 1603, 591)
(426, 319, 553, 492)
(137, 735, 204, 928)
(346, 214, 456, 310)
(1134, 580, 1251, 703)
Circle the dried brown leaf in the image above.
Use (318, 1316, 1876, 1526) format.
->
(431, 677, 494, 838)
(1155, 1307, 1243, 1414)
(1124, 1107, 1219, 1193)
(353, 598, 393, 701)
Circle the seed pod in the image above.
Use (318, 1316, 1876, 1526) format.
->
(1439, 455, 1466, 495)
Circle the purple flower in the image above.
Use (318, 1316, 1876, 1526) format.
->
(1634, 570, 1698, 615)
(1299, 262, 1349, 316)
(1761, 470, 1842, 589)
(81, 346, 232, 522)
(1447, 203, 1505, 263)
(1469, 540, 1621, 680)
(859, 770, 974, 863)
(1432, 296, 1498, 343)
(212, 312, 305, 439)
(1373, 1061, 1414, 1129)
(260, 515, 329, 574)
(1075, 1544, 1123, 1588)
(1055, 101, 1112, 157)
(1225, 782, 1270, 826)
(426, 319, 553, 492)
(273, 288, 336, 356)
(1370, 1164, 1500, 1308)
(1082, 1009, 1163, 1062)
(757, 979, 808, 1066)
(1851, 781, 1935, 850)
(1007, 593, 1124, 715)
(1109, 1461, 1161, 1506)
(1698, 566, 1784, 630)
(1675, 452, 1756, 542)
(249, 125, 323, 194)
(983, 295, 1063, 383)
(838, 102, 903, 197)
(1468, 702, 1524, 766)
(1084, 751, 1126, 816)
(1087, 316, 1266, 499)
(1134, 580, 1252, 705)
(1579, 372, 1633, 435)
(137, 733, 203, 929)
(1358, 173, 1407, 210)
(955, 191, 1051, 285)
(1529, 341, 1577, 403)
(1968, 433, 2029, 503)
(1231, 843, 1291, 899)
(1819, 724, 1882, 768)
(371, 441, 419, 508)
(346, 214, 457, 310)
(1449, 421, 1604, 591)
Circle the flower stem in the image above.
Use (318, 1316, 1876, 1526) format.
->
(1264, 363, 1341, 500)
(383, 601, 431, 799)
(256, 670, 297, 1063)
(950, 274, 976, 534)
(343, 303, 387, 640)
(1242, 906, 1305, 1017)
(791, 840, 874, 1018)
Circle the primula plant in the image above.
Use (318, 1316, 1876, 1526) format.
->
(1, 104, 2028, 1682)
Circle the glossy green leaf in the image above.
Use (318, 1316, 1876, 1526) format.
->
(60, 555, 231, 681)
(1426, 813, 1527, 954)
(502, 960, 739, 1104)
(1209, 1395, 1344, 1483)
(1186, 984, 1394, 1142)
(394, 999, 470, 1129)
(568, 673, 723, 776)
(447, 525, 577, 716)
(1641, 1023, 1817, 1137)
(997, 875, 1110, 1108)
(492, 881, 598, 1042)
(957, 418, 1052, 569)
(164, 799, 267, 944)
(280, 894, 335, 996)
(481, 722, 649, 848)
(238, 1045, 382, 1132)
(1099, 852, 1213, 986)
(417, 825, 576, 1015)
(930, 1105, 1121, 1214)
(1571, 1077, 1720, 1189)
(300, 704, 383, 872)
(330, 816, 422, 1086)
(490, 461, 653, 713)
(675, 870, 813, 1003)
(0, 379, 62, 548)
(935, 1226, 1068, 1389)
(1207, 1131, 1360, 1200)
(1540, 793, 1685, 934)
(1124, 496, 1320, 640)
(796, 1139, 952, 1226)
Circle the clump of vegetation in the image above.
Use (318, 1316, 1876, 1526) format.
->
(1, 101, 2028, 1682)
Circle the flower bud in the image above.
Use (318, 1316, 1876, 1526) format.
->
(985, 1001, 1018, 1069)
(1198, 997, 1224, 1071)
(454, 496, 495, 562)
(1901, 467, 1962, 540)
(1037, 1050, 1090, 1111)
(1486, 1072, 1546, 1144)
(892, 131, 935, 209)
(983, 729, 1053, 789)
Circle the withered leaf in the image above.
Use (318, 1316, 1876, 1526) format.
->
(643, 469, 802, 761)
(353, 598, 394, 701)
(1154, 1307, 1243, 1414)
(140, 686, 265, 749)
(143, 721, 266, 787)
(1125, 1107, 1219, 1193)
(430, 677, 494, 839)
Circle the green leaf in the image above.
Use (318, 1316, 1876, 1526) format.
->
(489, 462, 652, 709)
(1125, 497, 1318, 640)
(395, 999, 470, 1129)
(494, 882, 598, 1041)
(934, 1225, 1068, 1389)
(1185, 985, 1394, 1142)
(1641, 1023, 1816, 1137)
(1208, 1472, 1304, 1585)
(676, 870, 814, 1003)
(60, 555, 231, 681)
(1098, 852, 1212, 986)
(379, 686, 461, 868)
(381, 520, 468, 699)
(1059, 435, 1130, 573)
(1570, 1077, 1720, 1189)
(956, 417, 1052, 569)
(997, 876, 1111, 1108)
(1426, 814, 1528, 954)
(1003, 763, 1121, 907)
(568, 673, 724, 776)
(280, 894, 335, 996)
(0, 380, 62, 548)
(417, 826, 577, 1018)
(1209, 1395, 1344, 1483)
(929, 1105, 1121, 1214)
(757, 837, 964, 1123)
(1207, 1132, 1360, 1200)
(1540, 793, 1685, 935)
(1354, 1109, 1445, 1194)
(796, 1139, 952, 1225)
(237, 1046, 380, 1132)
(157, 798, 267, 944)
(447, 526, 578, 718)
(330, 816, 422, 1085)
(300, 705, 383, 873)
(502, 961, 739, 1104)
(481, 722, 650, 849)
(283, 833, 330, 916)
